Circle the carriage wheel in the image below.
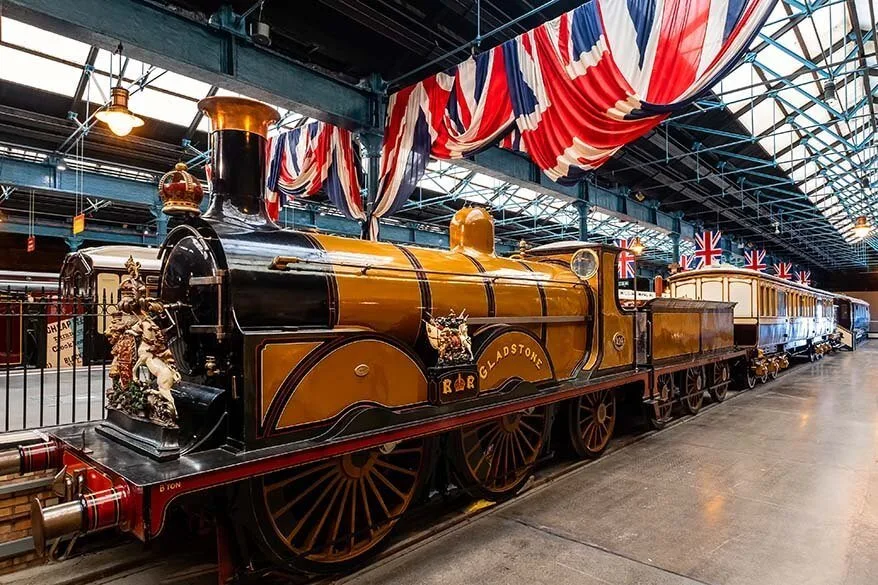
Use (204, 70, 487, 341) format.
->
(768, 362, 779, 380)
(251, 436, 432, 573)
(649, 373, 675, 430)
(681, 367, 705, 415)
(568, 389, 616, 459)
(450, 406, 550, 500)
(708, 361, 730, 403)
(742, 366, 757, 390)
(759, 371, 769, 384)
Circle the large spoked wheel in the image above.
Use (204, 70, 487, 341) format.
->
(568, 389, 616, 459)
(250, 437, 433, 573)
(708, 361, 730, 403)
(681, 366, 705, 415)
(450, 406, 551, 501)
(649, 373, 675, 430)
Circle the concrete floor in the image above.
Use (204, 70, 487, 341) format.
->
(0, 368, 106, 431)
(346, 345, 878, 585)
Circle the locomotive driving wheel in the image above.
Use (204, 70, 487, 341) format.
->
(568, 389, 616, 459)
(649, 373, 675, 430)
(450, 406, 550, 500)
(708, 361, 730, 403)
(250, 436, 433, 573)
(681, 366, 706, 415)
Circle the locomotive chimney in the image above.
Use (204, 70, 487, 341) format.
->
(198, 96, 279, 229)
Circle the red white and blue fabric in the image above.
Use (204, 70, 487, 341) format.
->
(795, 271, 811, 286)
(773, 262, 793, 280)
(678, 253, 693, 272)
(693, 230, 723, 268)
(375, 0, 776, 221)
(265, 122, 364, 221)
(616, 238, 636, 279)
(744, 249, 767, 272)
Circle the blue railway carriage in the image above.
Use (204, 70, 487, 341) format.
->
(667, 266, 836, 387)
(835, 294, 870, 350)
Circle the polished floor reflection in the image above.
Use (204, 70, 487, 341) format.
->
(346, 345, 878, 585)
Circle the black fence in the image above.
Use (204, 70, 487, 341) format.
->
(0, 287, 113, 432)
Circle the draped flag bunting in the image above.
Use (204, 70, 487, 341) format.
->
(773, 262, 793, 280)
(744, 249, 767, 272)
(795, 271, 811, 286)
(265, 122, 364, 222)
(616, 239, 636, 279)
(694, 230, 723, 269)
(678, 254, 693, 272)
(374, 0, 777, 232)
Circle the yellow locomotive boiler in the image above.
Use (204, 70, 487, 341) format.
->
(0, 97, 746, 574)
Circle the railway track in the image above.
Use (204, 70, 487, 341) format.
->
(0, 361, 816, 585)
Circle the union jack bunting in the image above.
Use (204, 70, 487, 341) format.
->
(694, 230, 723, 269)
(773, 262, 793, 280)
(795, 271, 811, 286)
(377, 0, 776, 226)
(615, 239, 636, 279)
(678, 254, 693, 272)
(265, 122, 364, 222)
(744, 249, 767, 272)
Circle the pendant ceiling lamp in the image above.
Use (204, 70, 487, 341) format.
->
(95, 45, 144, 137)
(852, 215, 871, 239)
(629, 236, 645, 255)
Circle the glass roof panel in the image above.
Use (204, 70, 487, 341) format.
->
(0, 46, 81, 97)
(0, 18, 90, 63)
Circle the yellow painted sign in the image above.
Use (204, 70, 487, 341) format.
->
(72, 213, 85, 234)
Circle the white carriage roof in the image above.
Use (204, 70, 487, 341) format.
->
(667, 264, 836, 298)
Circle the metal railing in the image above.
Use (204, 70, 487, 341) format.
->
(0, 287, 112, 432)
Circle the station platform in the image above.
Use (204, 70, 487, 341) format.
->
(345, 345, 878, 585)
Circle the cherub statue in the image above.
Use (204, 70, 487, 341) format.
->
(105, 257, 179, 426)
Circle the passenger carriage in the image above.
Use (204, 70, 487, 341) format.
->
(835, 294, 870, 350)
(667, 266, 837, 387)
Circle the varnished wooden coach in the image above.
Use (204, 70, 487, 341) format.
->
(668, 266, 836, 386)
(0, 97, 746, 575)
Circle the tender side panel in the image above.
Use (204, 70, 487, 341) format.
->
(314, 236, 423, 345)
(274, 339, 429, 431)
(701, 311, 734, 351)
(651, 312, 700, 360)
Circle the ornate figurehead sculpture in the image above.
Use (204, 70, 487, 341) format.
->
(425, 310, 473, 366)
(105, 257, 180, 427)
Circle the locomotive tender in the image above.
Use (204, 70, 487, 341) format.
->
(0, 97, 756, 573)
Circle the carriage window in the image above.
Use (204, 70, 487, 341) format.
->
(777, 291, 786, 317)
(729, 281, 752, 317)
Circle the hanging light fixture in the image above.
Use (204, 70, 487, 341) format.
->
(95, 45, 144, 137)
(853, 215, 871, 239)
(629, 236, 645, 255)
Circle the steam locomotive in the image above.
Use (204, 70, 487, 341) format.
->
(0, 97, 810, 575)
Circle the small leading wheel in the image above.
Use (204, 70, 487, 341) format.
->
(741, 367, 757, 390)
(809, 349, 817, 362)
(768, 362, 779, 380)
(681, 366, 705, 415)
(450, 406, 551, 501)
(249, 436, 433, 573)
(649, 373, 675, 430)
(568, 389, 616, 459)
(709, 361, 730, 403)
(759, 371, 769, 384)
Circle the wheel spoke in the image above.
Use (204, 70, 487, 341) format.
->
(371, 467, 407, 502)
(265, 461, 335, 492)
(285, 474, 342, 544)
(271, 467, 336, 521)
(374, 459, 418, 477)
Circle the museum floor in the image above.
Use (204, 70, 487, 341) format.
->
(343, 345, 878, 585)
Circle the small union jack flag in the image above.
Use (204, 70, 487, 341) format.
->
(615, 239, 636, 279)
(678, 254, 693, 272)
(773, 262, 793, 280)
(744, 249, 767, 272)
(694, 230, 723, 268)
(795, 271, 811, 286)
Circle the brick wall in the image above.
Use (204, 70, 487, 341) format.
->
(0, 471, 56, 575)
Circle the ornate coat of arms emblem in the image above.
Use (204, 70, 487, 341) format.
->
(105, 257, 180, 427)
(424, 310, 473, 366)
